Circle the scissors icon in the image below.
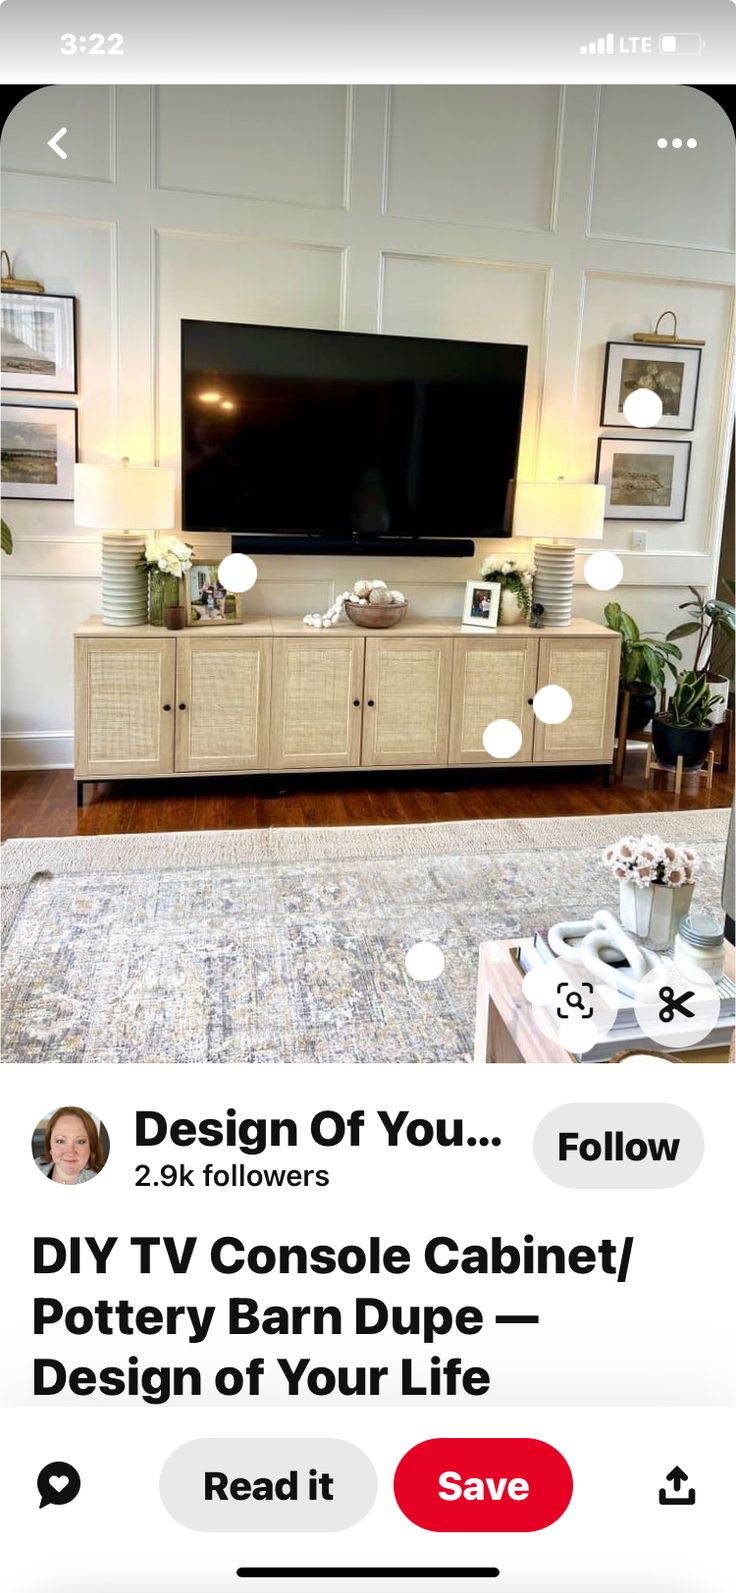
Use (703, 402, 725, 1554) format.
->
(658, 986, 695, 1023)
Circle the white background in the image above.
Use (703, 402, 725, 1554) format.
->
(1, 1065, 734, 1588)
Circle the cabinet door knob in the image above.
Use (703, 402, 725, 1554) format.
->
(353, 699, 361, 707)
(178, 702, 187, 711)
(162, 703, 171, 712)
(367, 698, 375, 707)
(527, 697, 534, 705)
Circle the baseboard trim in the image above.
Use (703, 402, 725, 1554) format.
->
(1, 732, 73, 771)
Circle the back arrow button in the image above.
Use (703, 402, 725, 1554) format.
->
(48, 128, 68, 161)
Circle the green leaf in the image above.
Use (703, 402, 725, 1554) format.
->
(0, 519, 12, 556)
(666, 622, 700, 641)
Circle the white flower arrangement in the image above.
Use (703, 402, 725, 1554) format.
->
(601, 834, 698, 890)
(480, 553, 534, 588)
(142, 535, 194, 579)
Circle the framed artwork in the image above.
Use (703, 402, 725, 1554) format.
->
(596, 437, 691, 522)
(600, 341, 701, 431)
(1, 404, 77, 499)
(462, 579, 500, 629)
(189, 563, 239, 624)
(1, 291, 77, 393)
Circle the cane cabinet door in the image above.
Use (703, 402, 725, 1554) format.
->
(361, 636, 452, 766)
(74, 637, 176, 778)
(175, 634, 272, 772)
(449, 636, 538, 764)
(533, 636, 620, 763)
(270, 635, 365, 769)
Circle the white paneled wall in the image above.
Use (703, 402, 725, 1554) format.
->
(1, 84, 734, 768)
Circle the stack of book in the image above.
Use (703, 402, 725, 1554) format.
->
(518, 931, 735, 1062)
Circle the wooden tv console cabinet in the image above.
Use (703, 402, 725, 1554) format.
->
(73, 615, 620, 803)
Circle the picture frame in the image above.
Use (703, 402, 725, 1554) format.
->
(600, 340, 701, 432)
(1, 404, 78, 499)
(188, 563, 239, 624)
(595, 436, 691, 522)
(1, 291, 77, 394)
(462, 579, 501, 629)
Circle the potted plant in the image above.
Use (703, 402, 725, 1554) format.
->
(602, 833, 698, 949)
(603, 602, 682, 734)
(141, 534, 194, 625)
(479, 553, 533, 625)
(652, 669, 718, 770)
(667, 583, 735, 724)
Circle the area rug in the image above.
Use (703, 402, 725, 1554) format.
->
(1, 811, 728, 1065)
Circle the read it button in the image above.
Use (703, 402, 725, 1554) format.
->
(394, 1439, 573, 1532)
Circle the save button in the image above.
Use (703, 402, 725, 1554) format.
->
(394, 1439, 572, 1532)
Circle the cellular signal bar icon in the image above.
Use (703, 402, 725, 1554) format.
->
(580, 34, 615, 54)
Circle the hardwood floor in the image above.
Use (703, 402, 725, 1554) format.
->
(2, 756, 733, 840)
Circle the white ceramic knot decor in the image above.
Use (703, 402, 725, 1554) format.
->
(548, 910, 662, 999)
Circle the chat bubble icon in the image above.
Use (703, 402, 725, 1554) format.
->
(37, 1461, 81, 1509)
(534, 1104, 704, 1188)
(160, 1439, 377, 1532)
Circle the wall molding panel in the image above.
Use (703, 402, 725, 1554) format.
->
(1, 83, 734, 768)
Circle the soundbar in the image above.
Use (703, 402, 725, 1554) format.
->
(232, 535, 476, 557)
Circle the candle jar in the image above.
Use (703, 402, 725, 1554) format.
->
(674, 911, 726, 984)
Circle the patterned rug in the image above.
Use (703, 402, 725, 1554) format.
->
(1, 812, 728, 1065)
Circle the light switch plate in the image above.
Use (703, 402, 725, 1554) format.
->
(630, 529, 648, 550)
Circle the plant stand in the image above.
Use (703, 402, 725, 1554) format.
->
(614, 687, 732, 783)
(644, 741, 715, 797)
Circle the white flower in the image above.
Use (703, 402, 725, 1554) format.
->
(612, 862, 629, 881)
(667, 865, 686, 887)
(501, 561, 513, 575)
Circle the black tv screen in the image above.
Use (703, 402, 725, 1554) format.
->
(181, 320, 527, 543)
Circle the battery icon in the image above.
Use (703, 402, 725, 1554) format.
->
(659, 33, 703, 54)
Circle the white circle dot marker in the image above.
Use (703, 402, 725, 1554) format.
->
(687, 138, 697, 149)
(623, 388, 663, 427)
(532, 684, 573, 725)
(584, 551, 624, 592)
(405, 941, 445, 982)
(218, 553, 258, 593)
(657, 137, 668, 148)
(482, 718, 523, 760)
(672, 137, 683, 149)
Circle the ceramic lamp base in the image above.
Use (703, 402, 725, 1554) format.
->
(101, 531, 147, 626)
(532, 541, 575, 628)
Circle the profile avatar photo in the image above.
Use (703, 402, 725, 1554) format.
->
(32, 1106, 109, 1185)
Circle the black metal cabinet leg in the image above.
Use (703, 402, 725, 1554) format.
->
(76, 781, 84, 808)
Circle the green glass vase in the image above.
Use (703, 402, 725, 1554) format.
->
(148, 570, 181, 626)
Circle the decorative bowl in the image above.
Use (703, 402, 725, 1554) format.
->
(344, 599, 408, 629)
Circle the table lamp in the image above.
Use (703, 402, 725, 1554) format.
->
(512, 480, 605, 627)
(74, 458, 176, 626)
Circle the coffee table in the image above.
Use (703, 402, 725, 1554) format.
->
(474, 936, 734, 1064)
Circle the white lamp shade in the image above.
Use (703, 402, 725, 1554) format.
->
(513, 481, 605, 542)
(74, 463, 175, 530)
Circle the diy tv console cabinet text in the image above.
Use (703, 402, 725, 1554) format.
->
(73, 616, 621, 803)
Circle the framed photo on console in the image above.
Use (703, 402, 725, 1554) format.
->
(1, 404, 77, 499)
(596, 436, 691, 521)
(462, 579, 500, 629)
(600, 341, 701, 431)
(1, 291, 77, 393)
(189, 563, 239, 623)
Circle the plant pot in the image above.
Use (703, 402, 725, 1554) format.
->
(498, 587, 525, 626)
(705, 674, 729, 726)
(652, 712, 716, 770)
(618, 683, 656, 735)
(148, 570, 181, 626)
(619, 878, 695, 950)
(164, 604, 188, 631)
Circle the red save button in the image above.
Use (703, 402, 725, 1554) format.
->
(394, 1439, 573, 1532)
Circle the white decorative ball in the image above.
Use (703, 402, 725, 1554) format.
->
(353, 579, 372, 598)
(370, 579, 387, 589)
(369, 587, 393, 606)
(390, 590, 405, 603)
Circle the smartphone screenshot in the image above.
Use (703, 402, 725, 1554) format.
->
(1, 2, 734, 1588)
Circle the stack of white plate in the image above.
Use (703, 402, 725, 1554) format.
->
(533, 542, 576, 628)
(101, 531, 148, 626)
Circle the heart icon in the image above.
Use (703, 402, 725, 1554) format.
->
(48, 1476, 67, 1492)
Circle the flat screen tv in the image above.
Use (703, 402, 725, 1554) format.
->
(181, 320, 527, 554)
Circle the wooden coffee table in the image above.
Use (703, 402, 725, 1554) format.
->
(474, 937, 734, 1064)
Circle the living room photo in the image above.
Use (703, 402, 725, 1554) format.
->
(1, 83, 734, 1063)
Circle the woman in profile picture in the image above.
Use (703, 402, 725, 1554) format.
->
(35, 1107, 106, 1185)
